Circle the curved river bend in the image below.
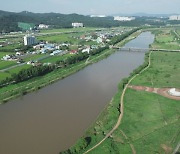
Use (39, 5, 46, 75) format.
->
(0, 32, 154, 154)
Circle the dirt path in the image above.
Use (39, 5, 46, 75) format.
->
(128, 85, 180, 101)
(84, 51, 153, 154)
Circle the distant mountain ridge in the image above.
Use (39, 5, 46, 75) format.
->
(0, 10, 179, 33)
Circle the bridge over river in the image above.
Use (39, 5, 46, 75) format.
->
(112, 46, 180, 52)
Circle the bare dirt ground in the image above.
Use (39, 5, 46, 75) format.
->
(128, 85, 180, 101)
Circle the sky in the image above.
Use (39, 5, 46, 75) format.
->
(0, 0, 180, 15)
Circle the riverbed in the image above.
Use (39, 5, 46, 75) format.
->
(0, 32, 154, 154)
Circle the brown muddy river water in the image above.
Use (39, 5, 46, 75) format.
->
(0, 32, 154, 154)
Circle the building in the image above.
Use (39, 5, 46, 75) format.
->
(114, 16, 135, 21)
(24, 35, 36, 46)
(169, 15, 180, 20)
(82, 47, 90, 54)
(96, 37, 103, 43)
(72, 23, 84, 28)
(38, 24, 49, 29)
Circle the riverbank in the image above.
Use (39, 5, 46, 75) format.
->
(61, 28, 180, 154)
(0, 29, 141, 104)
(61, 49, 151, 154)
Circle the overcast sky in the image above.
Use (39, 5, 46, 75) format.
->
(0, 0, 180, 15)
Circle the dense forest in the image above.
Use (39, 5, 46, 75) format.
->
(0, 10, 179, 33)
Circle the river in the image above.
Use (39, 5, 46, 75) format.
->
(0, 32, 154, 154)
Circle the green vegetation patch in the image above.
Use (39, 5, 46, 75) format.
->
(18, 22, 35, 31)
(132, 52, 180, 88)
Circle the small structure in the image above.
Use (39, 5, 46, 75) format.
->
(168, 88, 180, 97)
(72, 23, 84, 28)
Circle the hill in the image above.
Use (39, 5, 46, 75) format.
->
(0, 10, 179, 33)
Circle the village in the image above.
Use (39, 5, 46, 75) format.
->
(0, 24, 131, 69)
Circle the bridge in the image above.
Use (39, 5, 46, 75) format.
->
(112, 46, 180, 53)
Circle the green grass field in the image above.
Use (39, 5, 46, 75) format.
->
(132, 52, 180, 88)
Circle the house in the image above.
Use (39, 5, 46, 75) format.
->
(96, 37, 103, 43)
(50, 50, 62, 56)
(16, 52, 23, 56)
(82, 47, 91, 54)
(2, 55, 11, 61)
(40, 49, 48, 54)
(70, 50, 78, 54)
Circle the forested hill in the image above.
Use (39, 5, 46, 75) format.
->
(0, 10, 177, 33)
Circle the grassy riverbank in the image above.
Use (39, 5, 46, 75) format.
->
(61, 28, 180, 154)
(0, 30, 141, 103)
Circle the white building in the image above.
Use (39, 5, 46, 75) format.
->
(24, 35, 36, 46)
(82, 47, 90, 54)
(39, 24, 49, 29)
(114, 16, 135, 21)
(72, 23, 84, 28)
(96, 37, 103, 43)
(168, 88, 180, 97)
(169, 15, 180, 21)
